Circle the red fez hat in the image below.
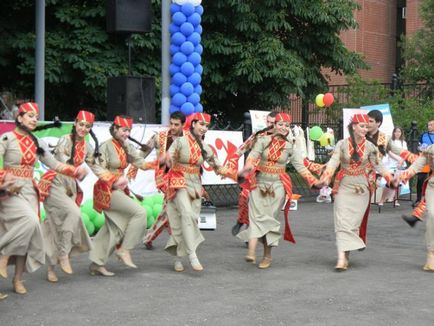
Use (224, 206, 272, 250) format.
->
(192, 113, 211, 124)
(76, 110, 95, 124)
(18, 102, 39, 115)
(114, 116, 133, 129)
(351, 113, 369, 124)
(275, 113, 292, 123)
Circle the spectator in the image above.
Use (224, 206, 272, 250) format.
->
(379, 127, 407, 206)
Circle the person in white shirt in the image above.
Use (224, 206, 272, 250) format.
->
(379, 127, 407, 206)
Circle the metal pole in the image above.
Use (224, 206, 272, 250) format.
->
(161, 0, 171, 125)
(35, 0, 45, 120)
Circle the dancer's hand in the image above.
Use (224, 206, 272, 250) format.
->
(113, 176, 128, 190)
(75, 166, 88, 181)
(0, 173, 17, 190)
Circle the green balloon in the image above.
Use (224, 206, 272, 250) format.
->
(146, 215, 155, 229)
(142, 204, 153, 220)
(152, 204, 163, 219)
(85, 220, 95, 235)
(40, 208, 46, 223)
(93, 212, 105, 230)
(142, 196, 154, 207)
(81, 213, 90, 226)
(153, 194, 164, 205)
(309, 126, 323, 141)
(81, 199, 97, 220)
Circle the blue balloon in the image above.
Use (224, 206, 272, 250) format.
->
(194, 84, 202, 95)
(188, 13, 201, 26)
(187, 32, 201, 46)
(169, 23, 180, 34)
(194, 25, 202, 34)
(172, 52, 187, 66)
(169, 84, 180, 97)
(180, 82, 194, 97)
(171, 32, 186, 46)
(180, 22, 194, 36)
(172, 72, 187, 86)
(188, 53, 201, 66)
(172, 93, 187, 107)
(170, 105, 180, 114)
(180, 41, 194, 55)
(195, 44, 203, 55)
(188, 72, 201, 86)
(170, 44, 180, 55)
(172, 12, 187, 26)
(181, 3, 195, 17)
(194, 103, 203, 113)
(195, 5, 204, 15)
(194, 64, 203, 74)
(181, 102, 195, 116)
(170, 3, 181, 15)
(169, 64, 180, 76)
(188, 93, 200, 105)
(181, 62, 195, 76)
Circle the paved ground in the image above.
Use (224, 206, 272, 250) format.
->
(1, 199, 434, 326)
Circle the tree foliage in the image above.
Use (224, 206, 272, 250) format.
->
(0, 0, 365, 121)
(401, 0, 434, 83)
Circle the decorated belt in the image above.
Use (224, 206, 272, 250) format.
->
(341, 167, 367, 176)
(257, 165, 285, 174)
(5, 166, 34, 179)
(172, 164, 200, 175)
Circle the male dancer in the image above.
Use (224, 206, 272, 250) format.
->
(128, 111, 186, 249)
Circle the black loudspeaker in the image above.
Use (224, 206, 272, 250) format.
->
(107, 76, 156, 124)
(106, 0, 152, 33)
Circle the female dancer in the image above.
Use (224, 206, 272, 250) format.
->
(88, 115, 156, 276)
(396, 144, 434, 271)
(320, 113, 393, 271)
(39, 110, 105, 282)
(0, 102, 87, 294)
(236, 113, 319, 269)
(164, 112, 236, 272)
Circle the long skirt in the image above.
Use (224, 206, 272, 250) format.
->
(89, 190, 147, 266)
(42, 180, 92, 266)
(237, 174, 286, 247)
(0, 181, 45, 273)
(425, 180, 434, 251)
(165, 189, 204, 257)
(333, 175, 370, 252)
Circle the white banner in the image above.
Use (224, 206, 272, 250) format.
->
(250, 110, 271, 133)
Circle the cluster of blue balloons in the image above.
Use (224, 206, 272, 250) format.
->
(169, 2, 204, 116)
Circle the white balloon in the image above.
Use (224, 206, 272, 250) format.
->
(174, 0, 188, 5)
(191, 0, 202, 5)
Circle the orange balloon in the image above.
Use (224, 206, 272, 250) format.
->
(323, 93, 334, 107)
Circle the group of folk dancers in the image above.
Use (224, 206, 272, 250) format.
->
(0, 103, 433, 301)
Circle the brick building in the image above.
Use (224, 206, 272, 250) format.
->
(328, 0, 425, 85)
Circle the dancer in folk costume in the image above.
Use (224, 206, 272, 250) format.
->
(39, 110, 106, 283)
(0, 174, 18, 300)
(230, 112, 277, 236)
(164, 112, 236, 272)
(127, 112, 186, 250)
(237, 113, 320, 269)
(0, 102, 87, 295)
(319, 113, 394, 271)
(395, 145, 434, 271)
(88, 116, 157, 276)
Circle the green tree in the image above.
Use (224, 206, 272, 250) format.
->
(401, 0, 434, 83)
(0, 0, 366, 121)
